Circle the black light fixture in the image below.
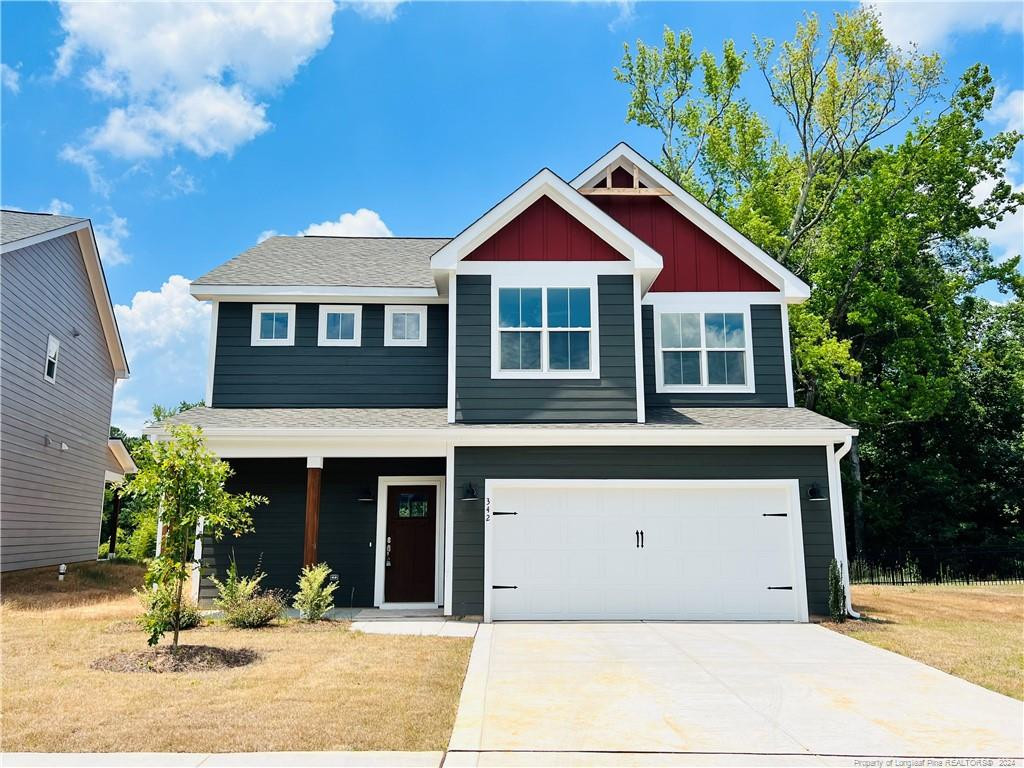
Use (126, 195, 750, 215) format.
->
(357, 488, 375, 502)
(460, 483, 479, 501)
(807, 482, 827, 501)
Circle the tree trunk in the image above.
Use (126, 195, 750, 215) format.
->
(108, 489, 121, 557)
(172, 574, 184, 648)
(849, 435, 865, 556)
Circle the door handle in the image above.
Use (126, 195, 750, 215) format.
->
(635, 530, 640, 548)
(640, 530, 644, 548)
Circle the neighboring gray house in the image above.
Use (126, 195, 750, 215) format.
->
(1, 210, 130, 571)
(152, 144, 858, 621)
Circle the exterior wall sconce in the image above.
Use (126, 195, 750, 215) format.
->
(357, 488, 375, 502)
(460, 483, 479, 501)
(807, 483, 828, 501)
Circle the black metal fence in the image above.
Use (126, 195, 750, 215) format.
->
(850, 546, 1024, 586)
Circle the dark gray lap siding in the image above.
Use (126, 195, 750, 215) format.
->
(212, 302, 448, 408)
(642, 304, 789, 407)
(455, 275, 637, 422)
(200, 457, 445, 605)
(451, 446, 833, 617)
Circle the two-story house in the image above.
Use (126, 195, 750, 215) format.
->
(1, 210, 131, 571)
(156, 144, 857, 621)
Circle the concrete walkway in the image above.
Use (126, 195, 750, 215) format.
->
(448, 623, 1024, 765)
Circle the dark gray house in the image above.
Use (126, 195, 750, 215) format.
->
(155, 144, 857, 621)
(1, 210, 130, 571)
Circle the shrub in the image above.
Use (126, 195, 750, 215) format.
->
(98, 540, 110, 559)
(828, 559, 846, 622)
(293, 563, 339, 621)
(125, 517, 158, 561)
(137, 583, 202, 640)
(211, 559, 283, 628)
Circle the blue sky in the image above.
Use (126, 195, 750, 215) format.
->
(2, 1, 1022, 433)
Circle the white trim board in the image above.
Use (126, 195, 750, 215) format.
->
(482, 478, 809, 623)
(373, 476, 446, 608)
(571, 143, 810, 303)
(190, 284, 442, 302)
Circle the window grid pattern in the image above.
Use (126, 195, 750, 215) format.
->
(498, 287, 592, 372)
(659, 311, 747, 388)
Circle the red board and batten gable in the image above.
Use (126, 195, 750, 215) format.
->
(464, 195, 627, 261)
(591, 195, 775, 292)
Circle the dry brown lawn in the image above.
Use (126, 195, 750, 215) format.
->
(825, 582, 1024, 700)
(0, 561, 473, 752)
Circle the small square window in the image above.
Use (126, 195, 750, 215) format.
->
(43, 335, 60, 383)
(384, 305, 427, 347)
(251, 304, 295, 346)
(318, 305, 362, 347)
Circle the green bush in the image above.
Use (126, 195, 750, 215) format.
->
(211, 559, 283, 628)
(136, 583, 202, 643)
(828, 559, 846, 622)
(125, 516, 158, 561)
(98, 540, 110, 559)
(293, 563, 339, 621)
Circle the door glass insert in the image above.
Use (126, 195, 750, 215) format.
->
(397, 492, 429, 518)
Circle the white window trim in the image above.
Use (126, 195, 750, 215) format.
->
(251, 303, 296, 346)
(317, 304, 362, 347)
(653, 301, 755, 394)
(43, 334, 60, 383)
(489, 275, 601, 380)
(384, 305, 428, 347)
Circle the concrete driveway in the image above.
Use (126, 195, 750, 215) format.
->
(447, 623, 1023, 766)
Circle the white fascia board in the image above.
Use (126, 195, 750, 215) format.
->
(572, 144, 811, 303)
(189, 284, 442, 303)
(76, 226, 130, 378)
(107, 439, 138, 474)
(429, 168, 663, 272)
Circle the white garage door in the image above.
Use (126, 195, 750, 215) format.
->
(485, 480, 807, 622)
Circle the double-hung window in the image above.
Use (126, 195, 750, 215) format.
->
(251, 304, 295, 346)
(655, 308, 751, 391)
(318, 305, 362, 346)
(495, 285, 596, 377)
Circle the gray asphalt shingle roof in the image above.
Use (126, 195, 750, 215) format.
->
(152, 407, 852, 433)
(192, 236, 451, 289)
(1, 210, 86, 246)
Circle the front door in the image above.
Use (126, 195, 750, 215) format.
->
(384, 485, 437, 603)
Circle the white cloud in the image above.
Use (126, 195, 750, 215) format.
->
(299, 208, 393, 237)
(59, 144, 110, 196)
(112, 275, 211, 435)
(864, 1, 1023, 51)
(607, 1, 636, 32)
(167, 165, 197, 196)
(258, 208, 393, 243)
(54, 2, 336, 182)
(94, 212, 131, 266)
(1, 62, 20, 93)
(989, 88, 1024, 135)
(345, 2, 404, 22)
(45, 198, 74, 215)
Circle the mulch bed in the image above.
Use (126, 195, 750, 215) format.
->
(91, 645, 258, 673)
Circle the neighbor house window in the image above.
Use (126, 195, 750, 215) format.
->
(384, 305, 427, 347)
(43, 334, 60, 383)
(318, 305, 362, 347)
(655, 309, 751, 391)
(494, 285, 597, 377)
(251, 304, 295, 346)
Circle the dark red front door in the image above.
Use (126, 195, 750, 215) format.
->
(384, 486, 436, 603)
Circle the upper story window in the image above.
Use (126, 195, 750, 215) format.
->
(251, 304, 295, 346)
(493, 284, 598, 379)
(318, 305, 362, 347)
(385, 305, 427, 347)
(43, 334, 60, 383)
(654, 307, 753, 392)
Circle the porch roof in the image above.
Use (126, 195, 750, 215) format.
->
(149, 406, 852, 434)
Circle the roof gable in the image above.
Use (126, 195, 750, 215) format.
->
(572, 144, 810, 301)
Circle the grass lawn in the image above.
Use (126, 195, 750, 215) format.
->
(0, 561, 474, 753)
(825, 582, 1024, 700)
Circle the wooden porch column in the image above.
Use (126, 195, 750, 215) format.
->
(108, 487, 122, 557)
(303, 458, 323, 567)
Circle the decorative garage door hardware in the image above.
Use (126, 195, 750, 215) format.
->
(635, 529, 645, 548)
(491, 511, 518, 516)
(492, 585, 518, 590)
(766, 586, 793, 590)
(762, 513, 788, 517)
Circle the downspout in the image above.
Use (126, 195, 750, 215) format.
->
(830, 435, 860, 618)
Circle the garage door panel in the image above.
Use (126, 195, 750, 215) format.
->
(488, 481, 804, 622)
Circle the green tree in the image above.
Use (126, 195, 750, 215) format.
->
(124, 425, 265, 647)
